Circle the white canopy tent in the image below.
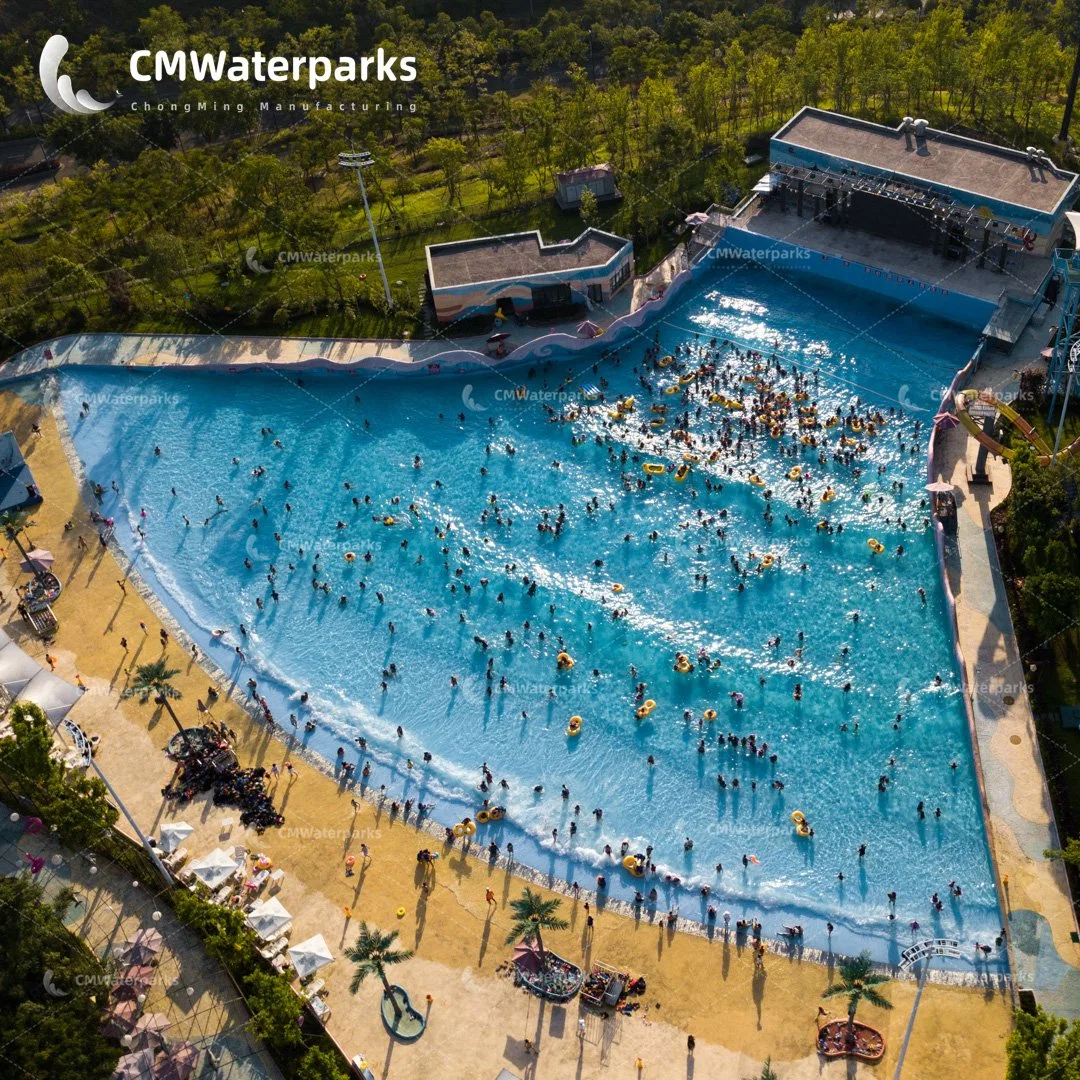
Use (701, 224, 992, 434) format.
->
(187, 848, 242, 889)
(246, 896, 292, 940)
(288, 934, 334, 979)
(158, 821, 194, 853)
(0, 632, 44, 695)
(18, 668, 84, 723)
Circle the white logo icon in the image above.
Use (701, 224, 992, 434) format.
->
(461, 385, 486, 412)
(39, 34, 114, 116)
(897, 384, 928, 412)
(43, 970, 68, 998)
(245, 247, 270, 275)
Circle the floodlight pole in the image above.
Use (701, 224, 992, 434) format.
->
(339, 151, 393, 311)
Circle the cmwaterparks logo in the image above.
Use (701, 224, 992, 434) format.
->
(39, 31, 417, 116)
(39, 35, 115, 116)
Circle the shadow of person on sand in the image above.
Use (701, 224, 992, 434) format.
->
(751, 966, 766, 1030)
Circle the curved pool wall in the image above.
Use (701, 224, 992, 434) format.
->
(47, 258, 1008, 974)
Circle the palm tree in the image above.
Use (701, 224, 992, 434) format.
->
(121, 656, 189, 746)
(821, 951, 892, 1041)
(345, 923, 415, 1020)
(504, 887, 568, 965)
(0, 510, 36, 576)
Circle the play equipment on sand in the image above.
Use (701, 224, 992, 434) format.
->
(952, 389, 1080, 465)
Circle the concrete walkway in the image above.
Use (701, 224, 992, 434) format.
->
(0, 813, 280, 1078)
(933, 330, 1080, 1017)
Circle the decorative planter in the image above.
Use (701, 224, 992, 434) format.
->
(817, 1019, 885, 1063)
(380, 984, 426, 1042)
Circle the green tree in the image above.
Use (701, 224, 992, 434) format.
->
(1045, 836, 1080, 868)
(1006, 1007, 1080, 1079)
(579, 186, 598, 227)
(743, 1059, 779, 1080)
(345, 923, 415, 1020)
(120, 655, 190, 744)
(424, 137, 468, 205)
(504, 887, 567, 964)
(246, 970, 305, 1048)
(296, 1045, 349, 1080)
(821, 951, 892, 1040)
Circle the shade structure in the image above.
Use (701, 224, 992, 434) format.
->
(158, 821, 193, 853)
(113, 964, 156, 1001)
(246, 896, 292, 940)
(684, 211, 710, 225)
(120, 928, 163, 966)
(112, 1049, 156, 1080)
(577, 320, 601, 337)
(933, 410, 960, 430)
(19, 548, 54, 573)
(152, 1041, 201, 1080)
(287, 933, 334, 979)
(512, 942, 542, 974)
(129, 1012, 170, 1051)
(187, 847, 242, 889)
(925, 480, 956, 493)
(101, 998, 140, 1037)
(0, 629, 46, 696)
(16, 668, 83, 724)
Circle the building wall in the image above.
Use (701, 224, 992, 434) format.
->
(431, 246, 634, 324)
(720, 224, 996, 329)
(770, 138, 1073, 250)
(557, 174, 616, 208)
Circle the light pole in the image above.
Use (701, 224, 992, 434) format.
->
(339, 150, 393, 312)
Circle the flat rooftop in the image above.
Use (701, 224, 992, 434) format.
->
(774, 108, 1077, 216)
(427, 229, 628, 289)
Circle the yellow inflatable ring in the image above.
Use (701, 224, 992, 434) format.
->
(396, 907, 407, 918)
(788, 467, 802, 481)
(664, 385, 681, 396)
(383, 516, 395, 526)
(644, 699, 656, 711)
(761, 554, 774, 569)
(650, 418, 666, 428)
(749, 474, 765, 486)
(704, 708, 717, 721)
(566, 716, 583, 736)
(477, 810, 491, 824)
(868, 539, 885, 554)
(623, 855, 645, 877)
(635, 705, 650, 719)
(796, 824, 811, 837)
(463, 820, 476, 836)
(344, 552, 356, 562)
(821, 489, 836, 503)
(658, 355, 674, 367)
(612, 583, 624, 593)
(556, 651, 575, 670)
(791, 811, 805, 825)
(453, 824, 465, 837)
(679, 373, 696, 385)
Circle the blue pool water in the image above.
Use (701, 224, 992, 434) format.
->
(58, 262, 1003, 968)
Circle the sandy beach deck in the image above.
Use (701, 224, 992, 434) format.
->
(0, 382, 1015, 1079)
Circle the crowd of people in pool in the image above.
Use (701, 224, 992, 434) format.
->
(105, 325, 980, 937)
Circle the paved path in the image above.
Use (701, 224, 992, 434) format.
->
(0, 813, 280, 1078)
(934, 323, 1080, 1018)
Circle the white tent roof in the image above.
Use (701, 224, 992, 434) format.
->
(288, 934, 334, 979)
(246, 896, 292, 939)
(0, 632, 44, 695)
(158, 821, 194, 853)
(187, 848, 242, 889)
(17, 669, 83, 723)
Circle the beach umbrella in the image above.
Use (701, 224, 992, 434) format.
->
(487, 332, 511, 342)
(102, 999, 140, 1038)
(158, 822, 193, 853)
(112, 1049, 156, 1080)
(933, 411, 960, 429)
(113, 965, 155, 1000)
(577, 320, 601, 338)
(246, 896, 292, 940)
(512, 942, 543, 974)
(685, 211, 710, 225)
(925, 481, 955, 494)
(119, 928, 163, 965)
(152, 1041, 201, 1080)
(187, 847, 242, 889)
(287, 934, 334, 979)
(129, 1013, 170, 1051)
(19, 548, 54, 573)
